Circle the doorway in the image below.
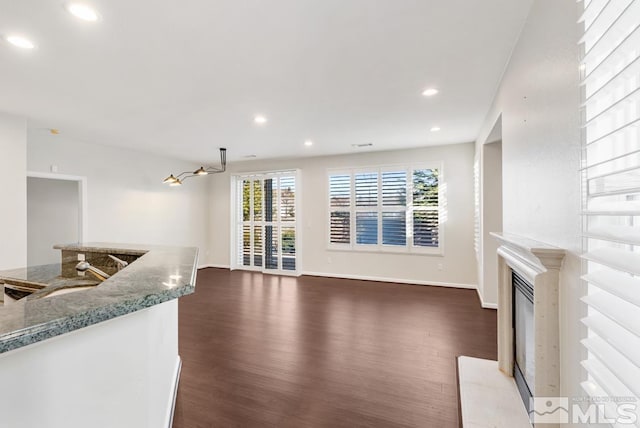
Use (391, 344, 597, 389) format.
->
(232, 171, 299, 275)
(480, 117, 503, 307)
(26, 172, 87, 266)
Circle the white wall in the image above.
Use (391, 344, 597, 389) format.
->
(27, 131, 211, 262)
(0, 300, 179, 428)
(209, 143, 478, 287)
(478, 141, 502, 308)
(0, 113, 27, 270)
(27, 177, 80, 266)
(475, 0, 582, 402)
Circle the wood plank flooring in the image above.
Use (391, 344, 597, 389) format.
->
(172, 268, 497, 428)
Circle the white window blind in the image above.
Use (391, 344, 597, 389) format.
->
(580, 0, 640, 418)
(328, 164, 442, 254)
(329, 174, 351, 245)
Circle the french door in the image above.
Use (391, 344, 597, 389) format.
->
(233, 171, 298, 274)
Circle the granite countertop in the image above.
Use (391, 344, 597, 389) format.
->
(53, 243, 148, 257)
(0, 243, 198, 354)
(0, 264, 61, 288)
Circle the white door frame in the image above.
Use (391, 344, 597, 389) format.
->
(230, 170, 301, 276)
(27, 171, 88, 242)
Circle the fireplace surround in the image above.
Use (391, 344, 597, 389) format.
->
(491, 233, 566, 426)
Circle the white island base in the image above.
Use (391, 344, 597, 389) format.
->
(0, 300, 181, 428)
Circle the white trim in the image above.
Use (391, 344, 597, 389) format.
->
(230, 170, 301, 275)
(198, 263, 230, 269)
(163, 355, 182, 428)
(476, 288, 498, 310)
(228, 266, 301, 277)
(231, 168, 297, 177)
(326, 246, 445, 257)
(229, 177, 238, 271)
(27, 171, 88, 242)
(301, 271, 476, 289)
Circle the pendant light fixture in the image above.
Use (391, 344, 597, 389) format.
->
(163, 148, 226, 186)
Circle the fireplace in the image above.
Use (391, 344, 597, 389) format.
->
(457, 234, 566, 427)
(512, 270, 534, 412)
(491, 233, 566, 427)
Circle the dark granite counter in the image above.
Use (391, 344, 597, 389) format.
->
(0, 243, 198, 354)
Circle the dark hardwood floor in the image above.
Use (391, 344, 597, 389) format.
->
(172, 268, 496, 428)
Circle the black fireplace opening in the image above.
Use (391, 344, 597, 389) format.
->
(513, 270, 534, 413)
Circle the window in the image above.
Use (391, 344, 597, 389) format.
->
(580, 0, 640, 413)
(234, 171, 298, 274)
(328, 164, 442, 254)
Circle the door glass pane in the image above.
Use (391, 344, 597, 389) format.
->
(356, 212, 378, 244)
(281, 226, 296, 271)
(280, 176, 295, 221)
(264, 178, 276, 222)
(242, 180, 251, 222)
(382, 211, 406, 246)
(242, 225, 251, 266)
(253, 226, 262, 267)
(253, 180, 262, 221)
(265, 225, 279, 269)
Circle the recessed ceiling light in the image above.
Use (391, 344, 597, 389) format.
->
(430, 126, 441, 132)
(254, 115, 267, 124)
(422, 88, 439, 97)
(304, 140, 313, 147)
(6, 35, 35, 49)
(66, 3, 99, 21)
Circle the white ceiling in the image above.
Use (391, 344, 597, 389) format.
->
(0, 0, 532, 163)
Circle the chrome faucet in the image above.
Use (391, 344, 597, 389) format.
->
(75, 261, 110, 281)
(108, 255, 129, 271)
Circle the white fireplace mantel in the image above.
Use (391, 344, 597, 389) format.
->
(490, 233, 566, 417)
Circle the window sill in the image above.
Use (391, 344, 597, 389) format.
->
(326, 246, 444, 257)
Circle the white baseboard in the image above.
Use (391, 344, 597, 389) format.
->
(164, 355, 182, 428)
(301, 271, 476, 289)
(476, 288, 498, 309)
(198, 263, 230, 270)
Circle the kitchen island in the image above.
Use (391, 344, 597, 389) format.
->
(0, 243, 198, 428)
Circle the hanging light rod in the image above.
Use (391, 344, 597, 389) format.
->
(163, 148, 227, 186)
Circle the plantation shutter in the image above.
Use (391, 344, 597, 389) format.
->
(381, 170, 407, 246)
(329, 174, 352, 244)
(412, 168, 439, 248)
(354, 172, 378, 207)
(580, 0, 640, 417)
